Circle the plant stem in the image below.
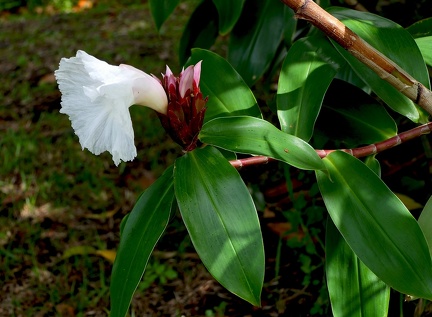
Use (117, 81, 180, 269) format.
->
(230, 156, 270, 169)
(316, 122, 432, 158)
(230, 122, 432, 169)
(279, 0, 432, 116)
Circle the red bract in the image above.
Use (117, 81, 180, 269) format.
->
(157, 61, 208, 152)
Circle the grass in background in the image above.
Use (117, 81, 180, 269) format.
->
(0, 1, 195, 315)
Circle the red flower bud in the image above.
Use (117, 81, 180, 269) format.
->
(158, 62, 208, 151)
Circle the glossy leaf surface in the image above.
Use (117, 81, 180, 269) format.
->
(174, 146, 264, 306)
(326, 217, 390, 317)
(316, 151, 432, 299)
(179, 0, 219, 65)
(200, 116, 325, 171)
(364, 155, 381, 177)
(149, 0, 179, 31)
(110, 166, 175, 317)
(415, 37, 432, 67)
(228, 0, 286, 86)
(329, 7, 430, 122)
(277, 35, 344, 141)
(212, 0, 245, 35)
(186, 49, 262, 122)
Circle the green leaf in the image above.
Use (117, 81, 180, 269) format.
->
(110, 166, 175, 317)
(119, 213, 130, 237)
(212, 0, 245, 35)
(418, 196, 432, 256)
(174, 146, 264, 306)
(186, 49, 262, 122)
(149, 0, 180, 31)
(283, 7, 297, 45)
(316, 151, 432, 299)
(407, 18, 432, 38)
(200, 116, 325, 171)
(414, 37, 432, 67)
(217, 148, 237, 161)
(328, 7, 430, 123)
(315, 79, 397, 148)
(326, 217, 390, 317)
(319, 0, 332, 8)
(277, 35, 345, 140)
(178, 0, 219, 65)
(364, 155, 381, 177)
(228, 0, 287, 86)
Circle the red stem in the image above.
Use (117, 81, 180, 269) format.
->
(229, 122, 432, 169)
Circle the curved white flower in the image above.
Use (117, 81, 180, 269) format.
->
(54, 50, 168, 166)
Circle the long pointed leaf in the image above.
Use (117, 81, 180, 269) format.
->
(326, 217, 390, 317)
(277, 35, 344, 140)
(174, 146, 264, 306)
(149, 0, 180, 31)
(212, 0, 245, 35)
(110, 166, 175, 317)
(228, 0, 286, 86)
(179, 0, 219, 65)
(200, 116, 325, 171)
(328, 7, 430, 123)
(316, 151, 432, 299)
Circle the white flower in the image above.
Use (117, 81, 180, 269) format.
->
(54, 50, 168, 166)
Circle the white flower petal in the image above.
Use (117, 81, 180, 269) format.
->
(55, 50, 167, 165)
(179, 65, 194, 98)
(193, 61, 202, 89)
